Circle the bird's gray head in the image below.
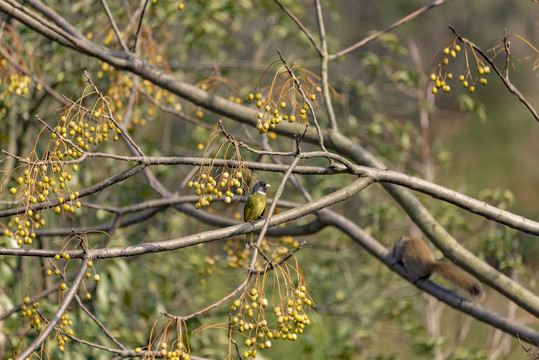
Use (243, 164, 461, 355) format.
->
(251, 181, 270, 195)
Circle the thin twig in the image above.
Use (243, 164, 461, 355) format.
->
(273, 0, 322, 56)
(329, 0, 452, 60)
(133, 0, 149, 52)
(504, 28, 510, 79)
(99, 0, 129, 51)
(75, 294, 126, 350)
(314, 0, 338, 131)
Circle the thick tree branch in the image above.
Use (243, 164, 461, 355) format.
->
(0, 178, 373, 259)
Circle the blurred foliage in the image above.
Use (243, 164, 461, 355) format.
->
(0, 0, 538, 359)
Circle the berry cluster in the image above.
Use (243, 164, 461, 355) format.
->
(20, 296, 74, 351)
(152, 341, 190, 360)
(188, 169, 247, 209)
(57, 313, 75, 351)
(2, 91, 126, 244)
(199, 237, 298, 282)
(2, 73, 32, 96)
(229, 281, 313, 360)
(0, 72, 35, 115)
(20, 297, 40, 330)
(430, 40, 490, 95)
(139, 321, 191, 360)
(247, 64, 322, 136)
(247, 87, 320, 135)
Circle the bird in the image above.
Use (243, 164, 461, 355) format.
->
(243, 180, 270, 246)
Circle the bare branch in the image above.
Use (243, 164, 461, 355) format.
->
(329, 0, 453, 60)
(273, 0, 322, 56)
(99, 0, 129, 52)
(314, 0, 338, 131)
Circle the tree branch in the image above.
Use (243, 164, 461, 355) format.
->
(16, 256, 90, 360)
(329, 0, 453, 60)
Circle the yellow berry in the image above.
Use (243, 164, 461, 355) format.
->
(443, 47, 450, 55)
(430, 74, 436, 81)
(60, 283, 67, 290)
(431, 87, 438, 94)
(178, 3, 184, 10)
